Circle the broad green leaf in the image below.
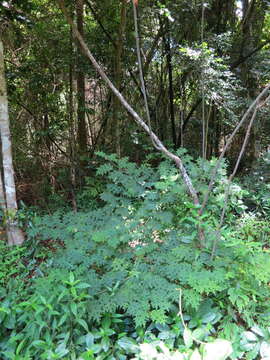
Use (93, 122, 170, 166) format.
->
(5, 313, 16, 329)
(117, 337, 138, 353)
(58, 314, 68, 327)
(193, 327, 207, 341)
(55, 343, 69, 357)
(16, 339, 26, 355)
(0, 307, 10, 314)
(39, 295, 47, 305)
(85, 333, 94, 347)
(78, 350, 95, 360)
(242, 331, 258, 342)
(101, 336, 110, 352)
(77, 318, 89, 332)
(201, 312, 217, 324)
(156, 323, 170, 332)
(69, 272, 75, 283)
(158, 330, 174, 340)
(89, 343, 102, 354)
(101, 317, 111, 329)
(31, 340, 47, 349)
(183, 328, 193, 348)
(76, 282, 91, 289)
(70, 303, 77, 317)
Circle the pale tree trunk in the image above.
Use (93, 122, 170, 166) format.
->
(0, 166, 6, 211)
(0, 40, 24, 245)
(0, 167, 7, 242)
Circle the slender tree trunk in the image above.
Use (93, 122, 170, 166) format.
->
(0, 40, 24, 245)
(162, 19, 176, 148)
(0, 161, 5, 212)
(69, 26, 77, 211)
(76, 0, 87, 166)
(57, 0, 200, 202)
(232, 0, 267, 166)
(113, 0, 127, 156)
(58, 0, 208, 247)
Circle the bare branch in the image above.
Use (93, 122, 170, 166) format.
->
(211, 105, 258, 259)
(200, 83, 270, 216)
(132, 0, 158, 150)
(56, 0, 200, 207)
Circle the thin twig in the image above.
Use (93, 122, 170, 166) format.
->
(132, 0, 158, 150)
(57, 0, 201, 209)
(210, 94, 270, 258)
(200, 83, 270, 216)
(177, 288, 206, 345)
(210, 106, 258, 259)
(201, 1, 206, 159)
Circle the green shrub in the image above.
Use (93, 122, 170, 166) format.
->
(0, 272, 234, 360)
(0, 241, 26, 297)
(242, 152, 270, 218)
(26, 153, 270, 328)
(2, 152, 270, 358)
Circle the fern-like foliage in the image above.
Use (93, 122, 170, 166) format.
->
(29, 152, 270, 326)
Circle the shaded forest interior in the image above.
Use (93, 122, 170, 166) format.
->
(0, 0, 270, 359)
(1, 0, 269, 207)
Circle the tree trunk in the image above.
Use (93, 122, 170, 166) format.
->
(232, 0, 267, 167)
(69, 25, 77, 211)
(0, 40, 24, 245)
(0, 159, 5, 212)
(113, 0, 127, 156)
(76, 0, 88, 166)
(57, 0, 200, 203)
(162, 19, 176, 148)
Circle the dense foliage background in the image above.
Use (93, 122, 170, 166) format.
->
(0, 0, 270, 359)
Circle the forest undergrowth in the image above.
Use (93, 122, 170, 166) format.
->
(1, 152, 270, 360)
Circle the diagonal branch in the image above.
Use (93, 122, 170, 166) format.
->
(85, 0, 161, 95)
(132, 0, 154, 147)
(230, 39, 270, 69)
(180, 41, 270, 135)
(56, 0, 200, 208)
(199, 83, 270, 216)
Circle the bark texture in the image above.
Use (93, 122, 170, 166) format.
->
(114, 0, 127, 156)
(0, 40, 24, 245)
(76, 0, 88, 165)
(57, 0, 200, 207)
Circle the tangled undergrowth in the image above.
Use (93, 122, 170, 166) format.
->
(1, 152, 270, 359)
